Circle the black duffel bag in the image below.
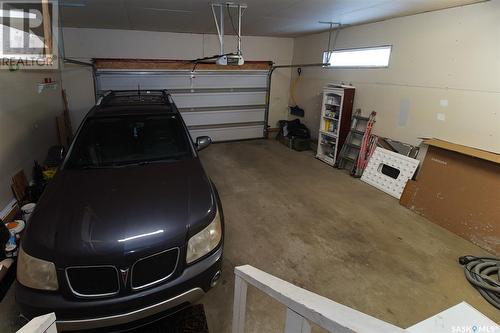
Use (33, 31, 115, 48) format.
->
(277, 119, 310, 139)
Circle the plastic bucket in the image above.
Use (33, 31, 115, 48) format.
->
(21, 203, 36, 222)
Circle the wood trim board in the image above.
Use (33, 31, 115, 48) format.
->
(94, 58, 272, 71)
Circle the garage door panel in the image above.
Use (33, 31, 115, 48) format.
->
(97, 72, 190, 90)
(181, 108, 265, 126)
(188, 125, 265, 142)
(172, 91, 266, 108)
(96, 69, 269, 141)
(188, 72, 267, 88)
(96, 71, 267, 90)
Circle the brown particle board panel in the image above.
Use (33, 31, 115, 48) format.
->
(11, 170, 28, 203)
(94, 58, 272, 71)
(400, 145, 500, 255)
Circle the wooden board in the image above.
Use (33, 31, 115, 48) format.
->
(11, 169, 28, 203)
(2, 203, 19, 223)
(400, 145, 500, 255)
(423, 138, 500, 164)
(94, 58, 272, 71)
(41, 0, 53, 65)
(56, 115, 69, 148)
(62, 89, 73, 137)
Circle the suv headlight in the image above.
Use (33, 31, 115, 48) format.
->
(17, 246, 59, 291)
(186, 209, 222, 264)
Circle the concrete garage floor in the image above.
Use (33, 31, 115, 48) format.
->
(1, 139, 498, 332)
(198, 139, 499, 332)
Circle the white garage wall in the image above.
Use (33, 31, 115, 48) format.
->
(61, 28, 294, 129)
(291, 0, 500, 153)
(60, 64, 95, 130)
(0, 70, 63, 212)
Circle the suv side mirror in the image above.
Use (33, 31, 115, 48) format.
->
(196, 136, 212, 151)
(46, 145, 66, 167)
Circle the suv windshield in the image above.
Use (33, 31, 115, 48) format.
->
(65, 114, 192, 169)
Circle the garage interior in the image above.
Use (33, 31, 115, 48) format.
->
(0, 0, 499, 332)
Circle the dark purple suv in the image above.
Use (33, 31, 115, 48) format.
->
(16, 90, 224, 331)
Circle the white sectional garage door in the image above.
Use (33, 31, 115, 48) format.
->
(95, 70, 268, 142)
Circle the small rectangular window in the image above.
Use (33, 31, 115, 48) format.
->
(323, 45, 392, 68)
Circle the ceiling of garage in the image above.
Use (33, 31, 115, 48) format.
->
(60, 0, 485, 37)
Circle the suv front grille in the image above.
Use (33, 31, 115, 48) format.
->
(65, 248, 179, 297)
(66, 266, 119, 298)
(131, 248, 179, 290)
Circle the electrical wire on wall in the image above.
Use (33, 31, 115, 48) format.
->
(289, 68, 299, 106)
(288, 67, 304, 117)
(287, 23, 342, 118)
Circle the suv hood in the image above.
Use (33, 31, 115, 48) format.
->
(23, 158, 215, 266)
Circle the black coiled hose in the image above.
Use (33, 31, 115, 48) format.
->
(459, 255, 500, 310)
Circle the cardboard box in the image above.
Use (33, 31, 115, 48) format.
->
(400, 139, 500, 255)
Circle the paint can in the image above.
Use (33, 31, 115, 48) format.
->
(21, 203, 36, 222)
(5, 220, 25, 235)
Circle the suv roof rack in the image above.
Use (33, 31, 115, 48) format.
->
(97, 90, 173, 108)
